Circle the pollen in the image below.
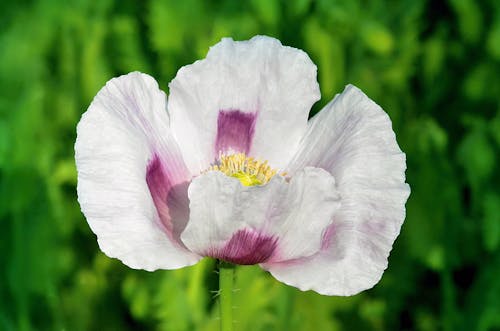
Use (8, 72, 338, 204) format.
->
(208, 153, 283, 186)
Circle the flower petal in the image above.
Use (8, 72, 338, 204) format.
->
(263, 85, 410, 295)
(75, 72, 200, 270)
(180, 167, 340, 265)
(168, 35, 320, 173)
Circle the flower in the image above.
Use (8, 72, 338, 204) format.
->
(75, 36, 410, 296)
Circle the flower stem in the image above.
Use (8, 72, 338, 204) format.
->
(218, 260, 235, 331)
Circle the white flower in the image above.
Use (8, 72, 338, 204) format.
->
(75, 36, 410, 296)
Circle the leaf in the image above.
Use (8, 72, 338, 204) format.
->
(482, 193, 500, 252)
(361, 21, 394, 55)
(457, 129, 496, 187)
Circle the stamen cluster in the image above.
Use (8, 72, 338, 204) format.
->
(208, 153, 280, 186)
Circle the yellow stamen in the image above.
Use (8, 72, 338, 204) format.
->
(207, 153, 282, 186)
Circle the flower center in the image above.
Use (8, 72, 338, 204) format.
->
(208, 153, 280, 186)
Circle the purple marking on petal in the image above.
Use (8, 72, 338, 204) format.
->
(146, 154, 190, 244)
(208, 229, 277, 265)
(321, 223, 337, 250)
(215, 110, 257, 155)
(146, 155, 173, 233)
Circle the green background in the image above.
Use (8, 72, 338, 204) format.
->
(1, 0, 500, 330)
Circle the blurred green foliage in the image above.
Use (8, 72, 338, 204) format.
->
(1, 0, 500, 330)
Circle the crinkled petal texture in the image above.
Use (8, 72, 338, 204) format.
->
(262, 85, 410, 296)
(168, 35, 320, 173)
(180, 167, 341, 265)
(75, 72, 201, 270)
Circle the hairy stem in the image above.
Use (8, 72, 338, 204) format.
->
(218, 261, 235, 331)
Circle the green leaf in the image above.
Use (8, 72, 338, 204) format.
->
(361, 21, 394, 55)
(483, 193, 500, 251)
(457, 129, 496, 187)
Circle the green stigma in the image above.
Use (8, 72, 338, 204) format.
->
(231, 171, 263, 186)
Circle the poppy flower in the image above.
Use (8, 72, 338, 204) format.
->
(75, 36, 410, 296)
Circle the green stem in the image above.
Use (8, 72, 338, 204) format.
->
(218, 261, 235, 331)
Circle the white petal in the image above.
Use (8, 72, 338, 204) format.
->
(75, 72, 200, 270)
(180, 168, 340, 265)
(263, 85, 410, 295)
(168, 36, 320, 173)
